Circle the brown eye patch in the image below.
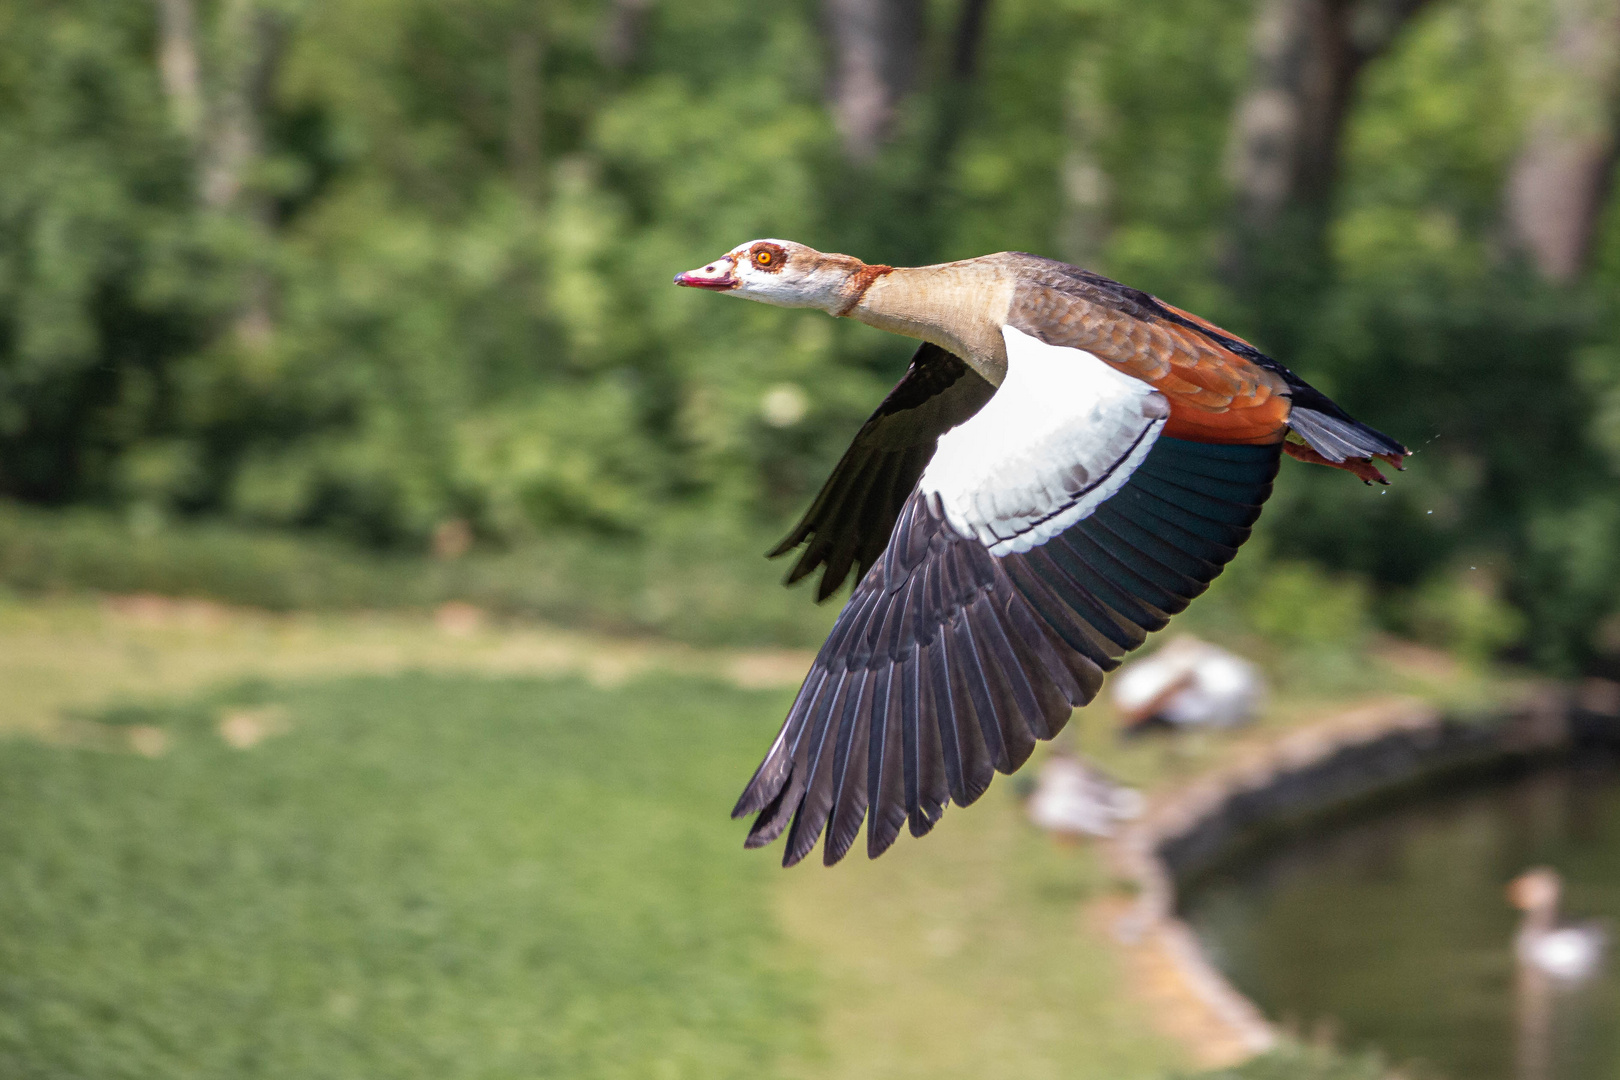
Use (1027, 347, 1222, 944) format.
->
(751, 244, 787, 272)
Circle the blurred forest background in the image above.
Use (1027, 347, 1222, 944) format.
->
(5, 0, 1620, 670)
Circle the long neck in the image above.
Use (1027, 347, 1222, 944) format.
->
(844, 259, 1016, 384)
(1518, 900, 1559, 948)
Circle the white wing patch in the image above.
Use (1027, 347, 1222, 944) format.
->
(918, 325, 1168, 556)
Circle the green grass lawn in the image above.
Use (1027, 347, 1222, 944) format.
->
(0, 500, 1505, 1080)
(0, 664, 1397, 1079)
(0, 674, 817, 1079)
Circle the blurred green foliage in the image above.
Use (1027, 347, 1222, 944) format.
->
(0, 498, 841, 645)
(3, 0, 1620, 666)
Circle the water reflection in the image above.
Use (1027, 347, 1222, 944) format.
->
(1181, 762, 1620, 1080)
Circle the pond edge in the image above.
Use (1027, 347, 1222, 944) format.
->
(1104, 681, 1620, 1064)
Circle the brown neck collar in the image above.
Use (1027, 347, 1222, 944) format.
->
(834, 263, 895, 317)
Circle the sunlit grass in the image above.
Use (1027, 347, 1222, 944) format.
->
(0, 668, 1193, 1080)
(0, 592, 1508, 1078)
(0, 592, 813, 739)
(0, 674, 818, 1079)
(772, 778, 1182, 1080)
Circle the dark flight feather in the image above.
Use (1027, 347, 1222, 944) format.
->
(770, 343, 996, 601)
(739, 437, 1280, 866)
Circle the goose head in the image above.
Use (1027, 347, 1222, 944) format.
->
(1508, 867, 1562, 918)
(674, 239, 878, 313)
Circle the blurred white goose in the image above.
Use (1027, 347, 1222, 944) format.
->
(1509, 867, 1607, 982)
(1025, 754, 1143, 839)
(1109, 634, 1264, 730)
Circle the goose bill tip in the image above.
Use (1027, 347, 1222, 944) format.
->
(674, 263, 738, 290)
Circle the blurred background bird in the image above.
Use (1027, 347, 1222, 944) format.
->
(1510, 868, 1607, 983)
(1111, 635, 1266, 732)
(1024, 753, 1143, 839)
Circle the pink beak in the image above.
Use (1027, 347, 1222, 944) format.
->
(673, 257, 738, 291)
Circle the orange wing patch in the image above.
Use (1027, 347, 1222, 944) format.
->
(1104, 308, 1291, 445)
(1162, 399, 1290, 445)
(1155, 301, 1259, 350)
(1151, 316, 1290, 443)
(1011, 284, 1294, 446)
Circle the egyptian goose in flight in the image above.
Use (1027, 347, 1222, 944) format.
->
(675, 240, 1407, 866)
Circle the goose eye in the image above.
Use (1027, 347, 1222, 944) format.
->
(748, 244, 786, 272)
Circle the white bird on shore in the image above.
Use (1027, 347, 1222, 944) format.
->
(1109, 635, 1264, 731)
(1509, 867, 1607, 982)
(1025, 754, 1143, 839)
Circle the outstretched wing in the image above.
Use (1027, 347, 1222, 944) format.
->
(737, 326, 1281, 866)
(770, 342, 996, 601)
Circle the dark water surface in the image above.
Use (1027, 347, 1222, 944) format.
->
(1181, 762, 1620, 1080)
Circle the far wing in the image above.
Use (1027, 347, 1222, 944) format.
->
(736, 328, 1281, 866)
(770, 343, 996, 601)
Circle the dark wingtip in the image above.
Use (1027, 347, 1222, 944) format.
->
(732, 758, 792, 818)
(823, 834, 855, 867)
(731, 775, 768, 818)
(786, 547, 824, 592)
(781, 802, 827, 868)
(907, 801, 945, 838)
(867, 824, 900, 859)
(814, 574, 841, 604)
(766, 533, 801, 560)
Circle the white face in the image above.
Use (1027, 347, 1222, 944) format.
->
(674, 239, 852, 312)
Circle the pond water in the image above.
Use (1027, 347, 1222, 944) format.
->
(1181, 761, 1620, 1080)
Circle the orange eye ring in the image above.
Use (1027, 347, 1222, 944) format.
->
(754, 250, 773, 266)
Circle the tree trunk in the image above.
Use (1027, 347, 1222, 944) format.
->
(1224, 0, 1433, 354)
(201, 0, 282, 346)
(1059, 47, 1111, 269)
(949, 0, 991, 82)
(824, 0, 924, 161)
(153, 0, 203, 138)
(201, 0, 277, 212)
(1504, 0, 1620, 283)
(924, 0, 993, 165)
(850, 0, 991, 265)
(507, 28, 544, 201)
(1227, 0, 1432, 230)
(600, 0, 653, 69)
